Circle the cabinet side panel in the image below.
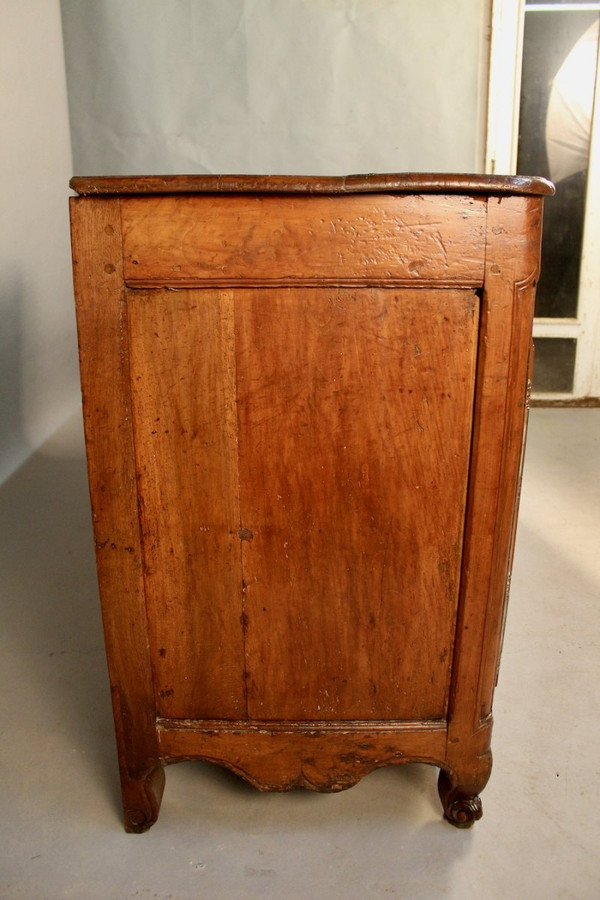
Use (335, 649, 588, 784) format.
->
(126, 289, 246, 718)
(69, 198, 160, 781)
(236, 287, 479, 721)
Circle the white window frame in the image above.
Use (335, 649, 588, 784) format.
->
(486, 0, 600, 402)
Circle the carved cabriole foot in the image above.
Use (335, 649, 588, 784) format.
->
(122, 764, 166, 833)
(437, 768, 487, 829)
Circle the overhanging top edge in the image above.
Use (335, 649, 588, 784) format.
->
(69, 173, 555, 197)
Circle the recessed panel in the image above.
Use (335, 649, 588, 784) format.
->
(236, 287, 479, 720)
(127, 289, 247, 718)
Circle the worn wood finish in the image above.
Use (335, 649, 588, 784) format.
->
(69, 174, 551, 831)
(121, 194, 486, 287)
(70, 172, 554, 197)
(124, 285, 477, 722)
(156, 721, 448, 792)
(69, 199, 164, 833)
(441, 196, 543, 825)
(126, 289, 246, 719)
(236, 287, 478, 721)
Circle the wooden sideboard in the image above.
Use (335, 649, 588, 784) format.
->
(69, 173, 553, 831)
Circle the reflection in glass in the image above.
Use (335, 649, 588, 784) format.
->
(546, 20, 598, 183)
(518, 8, 599, 319)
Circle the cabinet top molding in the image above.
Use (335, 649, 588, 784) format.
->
(70, 173, 554, 197)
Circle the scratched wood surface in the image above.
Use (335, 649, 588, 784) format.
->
(156, 722, 448, 792)
(236, 287, 479, 720)
(125, 285, 478, 722)
(70, 198, 165, 830)
(127, 289, 246, 719)
(69, 177, 551, 830)
(120, 194, 486, 286)
(446, 196, 543, 743)
(71, 172, 555, 197)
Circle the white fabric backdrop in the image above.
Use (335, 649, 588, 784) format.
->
(61, 0, 489, 176)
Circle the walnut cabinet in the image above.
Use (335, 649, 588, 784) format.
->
(69, 174, 553, 831)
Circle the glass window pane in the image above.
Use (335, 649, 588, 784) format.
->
(517, 6, 599, 318)
(533, 337, 577, 392)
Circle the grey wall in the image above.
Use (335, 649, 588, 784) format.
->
(62, 0, 490, 176)
(0, 0, 492, 484)
(0, 0, 79, 484)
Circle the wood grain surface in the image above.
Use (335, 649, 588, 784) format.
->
(71, 172, 554, 197)
(127, 289, 246, 719)
(236, 287, 478, 720)
(442, 195, 542, 814)
(156, 721, 448, 792)
(121, 194, 486, 286)
(70, 197, 165, 831)
(125, 285, 478, 722)
(69, 177, 549, 830)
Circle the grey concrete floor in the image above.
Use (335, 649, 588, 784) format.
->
(0, 409, 598, 899)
